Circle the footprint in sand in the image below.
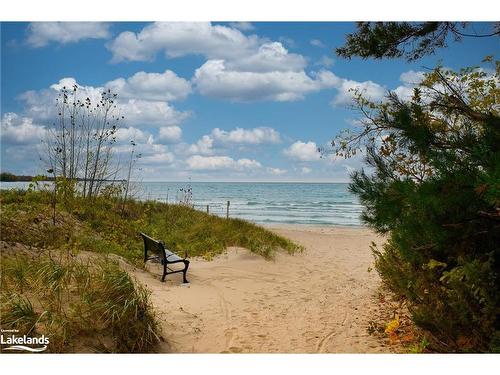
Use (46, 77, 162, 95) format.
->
(224, 327, 238, 349)
(134, 226, 391, 354)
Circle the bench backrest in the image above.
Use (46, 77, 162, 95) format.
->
(140, 232, 166, 262)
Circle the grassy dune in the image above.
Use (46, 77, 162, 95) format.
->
(0, 189, 302, 262)
(1, 249, 160, 353)
(0, 189, 302, 352)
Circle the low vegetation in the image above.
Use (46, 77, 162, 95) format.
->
(0, 187, 301, 352)
(0, 248, 160, 353)
(0, 188, 301, 262)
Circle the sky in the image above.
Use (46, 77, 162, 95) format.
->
(1, 22, 498, 182)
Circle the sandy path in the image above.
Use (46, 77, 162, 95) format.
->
(130, 226, 392, 353)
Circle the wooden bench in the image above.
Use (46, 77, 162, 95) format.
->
(140, 233, 190, 283)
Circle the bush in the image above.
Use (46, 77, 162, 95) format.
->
(334, 63, 500, 352)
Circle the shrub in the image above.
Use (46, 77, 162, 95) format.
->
(334, 63, 500, 352)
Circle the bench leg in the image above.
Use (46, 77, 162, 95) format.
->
(162, 263, 167, 282)
(182, 260, 190, 283)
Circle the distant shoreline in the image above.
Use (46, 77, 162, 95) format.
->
(0, 178, 351, 184)
(0, 172, 125, 183)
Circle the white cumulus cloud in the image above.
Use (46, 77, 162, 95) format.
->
(114, 126, 150, 143)
(107, 22, 351, 103)
(118, 99, 189, 127)
(283, 141, 321, 161)
(1, 112, 46, 144)
(225, 42, 306, 73)
(184, 135, 215, 155)
(228, 22, 255, 31)
(27, 22, 110, 47)
(141, 152, 175, 164)
(186, 155, 261, 170)
(108, 22, 304, 74)
(158, 126, 182, 143)
(331, 79, 387, 106)
(18, 77, 190, 129)
(211, 127, 281, 144)
(267, 167, 287, 175)
(193, 60, 339, 102)
(393, 70, 426, 101)
(315, 55, 335, 68)
(107, 22, 260, 63)
(399, 70, 426, 86)
(330, 69, 427, 105)
(105, 70, 192, 102)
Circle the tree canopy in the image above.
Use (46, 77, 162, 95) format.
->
(336, 22, 500, 61)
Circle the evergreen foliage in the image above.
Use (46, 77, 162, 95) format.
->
(337, 22, 500, 61)
(333, 62, 500, 351)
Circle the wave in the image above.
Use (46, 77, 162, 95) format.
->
(1, 181, 363, 226)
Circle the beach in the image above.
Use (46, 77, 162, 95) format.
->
(130, 225, 393, 353)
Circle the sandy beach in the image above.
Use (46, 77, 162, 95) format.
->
(130, 225, 392, 353)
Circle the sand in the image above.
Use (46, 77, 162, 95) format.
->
(130, 225, 393, 353)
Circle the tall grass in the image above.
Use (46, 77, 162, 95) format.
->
(0, 251, 161, 353)
(0, 189, 301, 353)
(0, 189, 302, 262)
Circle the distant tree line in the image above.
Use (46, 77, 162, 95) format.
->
(0, 172, 53, 182)
(0, 172, 125, 183)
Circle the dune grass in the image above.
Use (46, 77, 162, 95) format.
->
(0, 189, 302, 263)
(0, 188, 301, 352)
(0, 250, 161, 353)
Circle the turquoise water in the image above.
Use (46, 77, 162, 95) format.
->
(0, 181, 363, 226)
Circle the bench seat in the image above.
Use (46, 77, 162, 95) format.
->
(164, 251, 183, 262)
(140, 232, 190, 283)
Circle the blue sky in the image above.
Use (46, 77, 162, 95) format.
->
(1, 22, 498, 181)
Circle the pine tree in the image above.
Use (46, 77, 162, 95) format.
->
(337, 22, 500, 61)
(332, 62, 500, 351)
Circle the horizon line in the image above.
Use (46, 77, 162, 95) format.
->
(134, 180, 351, 184)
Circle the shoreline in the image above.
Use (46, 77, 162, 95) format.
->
(262, 223, 369, 231)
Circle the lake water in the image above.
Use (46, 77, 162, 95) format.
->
(0, 181, 364, 226)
